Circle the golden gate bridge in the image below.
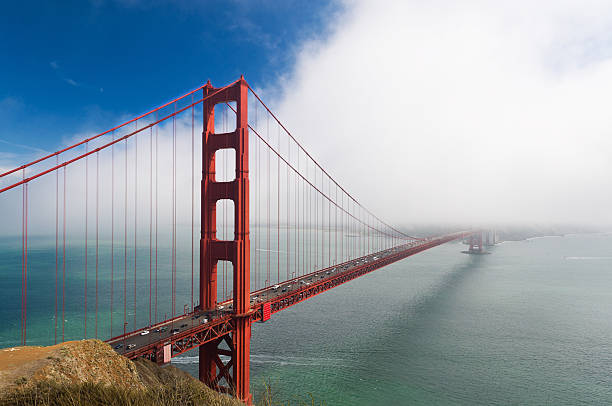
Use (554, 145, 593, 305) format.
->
(0, 76, 483, 404)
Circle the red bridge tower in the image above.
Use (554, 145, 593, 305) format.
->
(199, 77, 252, 403)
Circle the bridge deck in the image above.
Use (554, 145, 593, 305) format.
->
(109, 232, 469, 362)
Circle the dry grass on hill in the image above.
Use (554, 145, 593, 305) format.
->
(0, 340, 242, 406)
(0, 340, 324, 406)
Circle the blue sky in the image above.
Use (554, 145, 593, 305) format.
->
(0, 0, 339, 157)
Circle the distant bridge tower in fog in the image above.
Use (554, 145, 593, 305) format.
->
(463, 231, 493, 254)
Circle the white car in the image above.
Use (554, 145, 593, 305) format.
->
(140, 330, 150, 336)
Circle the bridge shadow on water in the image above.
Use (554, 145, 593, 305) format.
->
(398, 254, 488, 321)
(342, 253, 495, 405)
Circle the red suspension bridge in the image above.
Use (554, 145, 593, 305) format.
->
(0, 77, 481, 404)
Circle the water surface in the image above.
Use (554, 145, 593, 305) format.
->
(177, 234, 612, 404)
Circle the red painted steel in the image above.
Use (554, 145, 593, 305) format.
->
(262, 302, 271, 322)
(261, 233, 470, 315)
(116, 232, 473, 363)
(199, 77, 252, 404)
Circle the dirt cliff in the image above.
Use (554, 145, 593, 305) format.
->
(0, 340, 244, 406)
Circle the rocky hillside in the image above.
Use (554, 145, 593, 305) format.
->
(0, 339, 244, 406)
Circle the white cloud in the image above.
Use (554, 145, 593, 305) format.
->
(64, 78, 79, 87)
(0, 138, 49, 154)
(262, 0, 612, 227)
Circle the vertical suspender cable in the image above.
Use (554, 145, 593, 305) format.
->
(328, 176, 331, 268)
(335, 185, 338, 265)
(191, 101, 194, 312)
(124, 138, 127, 335)
(339, 192, 343, 262)
(355, 204, 357, 256)
(95, 152, 99, 338)
(295, 150, 299, 278)
(21, 171, 26, 345)
(321, 170, 324, 269)
(149, 127, 153, 326)
(255, 104, 259, 291)
(24, 182, 28, 344)
(172, 106, 176, 316)
(171, 109, 175, 316)
(277, 125, 280, 284)
(21, 173, 24, 345)
(266, 114, 270, 287)
(314, 166, 317, 270)
(287, 131, 290, 281)
(316, 170, 319, 269)
(55, 157, 59, 344)
(368, 212, 370, 254)
(134, 123, 138, 329)
(309, 164, 312, 272)
(310, 164, 313, 272)
(62, 168, 66, 342)
(353, 202, 356, 258)
(296, 150, 299, 278)
(302, 160, 305, 277)
(111, 132, 114, 338)
(155, 118, 159, 323)
(84, 144, 88, 338)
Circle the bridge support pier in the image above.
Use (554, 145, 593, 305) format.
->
(199, 77, 252, 404)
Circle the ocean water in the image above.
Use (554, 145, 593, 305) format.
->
(175, 233, 612, 404)
(2, 233, 612, 404)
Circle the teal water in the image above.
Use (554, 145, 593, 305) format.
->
(0, 226, 363, 346)
(177, 233, 612, 404)
(2, 233, 612, 404)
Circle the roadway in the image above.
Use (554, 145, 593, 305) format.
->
(109, 238, 432, 356)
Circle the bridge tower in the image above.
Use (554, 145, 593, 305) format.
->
(469, 232, 484, 253)
(462, 231, 486, 254)
(199, 77, 252, 404)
